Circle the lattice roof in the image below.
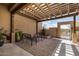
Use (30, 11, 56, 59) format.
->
(16, 3, 79, 21)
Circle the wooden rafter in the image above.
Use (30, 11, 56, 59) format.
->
(46, 3, 54, 17)
(30, 4, 46, 18)
(46, 3, 56, 17)
(23, 9, 41, 20)
(75, 4, 79, 13)
(15, 3, 79, 22)
(69, 4, 78, 13)
(40, 4, 52, 17)
(16, 4, 39, 21)
(25, 4, 43, 19)
(58, 4, 62, 16)
(35, 4, 50, 17)
(16, 11, 38, 21)
(22, 10, 39, 20)
(77, 4, 79, 13)
(67, 4, 70, 15)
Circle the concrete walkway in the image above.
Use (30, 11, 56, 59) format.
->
(0, 38, 79, 56)
(52, 38, 79, 56)
(0, 43, 33, 56)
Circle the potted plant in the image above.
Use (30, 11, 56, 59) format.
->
(0, 28, 4, 47)
(15, 31, 22, 42)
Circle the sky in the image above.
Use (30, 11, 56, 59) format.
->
(42, 16, 79, 29)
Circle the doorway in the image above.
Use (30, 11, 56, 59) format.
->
(60, 24, 71, 40)
(58, 22, 72, 40)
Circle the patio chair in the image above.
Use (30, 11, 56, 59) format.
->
(22, 33, 33, 45)
(36, 32, 47, 40)
(33, 32, 42, 43)
(22, 33, 41, 45)
(22, 32, 46, 46)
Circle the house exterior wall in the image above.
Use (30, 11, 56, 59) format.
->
(46, 28, 57, 37)
(14, 14, 36, 36)
(0, 5, 10, 35)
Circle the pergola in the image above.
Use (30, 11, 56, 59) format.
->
(10, 3, 79, 21)
(2, 3, 78, 42)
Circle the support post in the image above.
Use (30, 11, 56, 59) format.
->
(72, 15, 77, 43)
(73, 16, 76, 33)
(10, 12, 14, 43)
(36, 21, 38, 34)
(36, 21, 38, 44)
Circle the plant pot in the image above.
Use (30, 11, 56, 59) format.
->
(0, 40, 4, 47)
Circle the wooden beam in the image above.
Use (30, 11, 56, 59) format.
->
(23, 10, 40, 20)
(16, 12, 39, 22)
(41, 4, 52, 17)
(46, 3, 56, 17)
(26, 4, 44, 19)
(58, 4, 62, 16)
(8, 3, 15, 10)
(11, 3, 37, 21)
(15, 3, 39, 21)
(67, 4, 70, 15)
(11, 3, 26, 13)
(30, 4, 46, 18)
(23, 9, 41, 20)
(75, 4, 78, 13)
(38, 13, 78, 22)
(35, 4, 49, 17)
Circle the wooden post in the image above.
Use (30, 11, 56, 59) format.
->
(36, 21, 38, 34)
(10, 12, 14, 43)
(36, 21, 38, 43)
(72, 15, 77, 43)
(73, 16, 76, 33)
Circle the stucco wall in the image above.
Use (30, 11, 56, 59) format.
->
(14, 14, 36, 36)
(46, 28, 57, 37)
(0, 5, 10, 34)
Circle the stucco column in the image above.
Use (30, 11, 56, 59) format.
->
(12, 33, 15, 43)
(72, 32, 77, 43)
